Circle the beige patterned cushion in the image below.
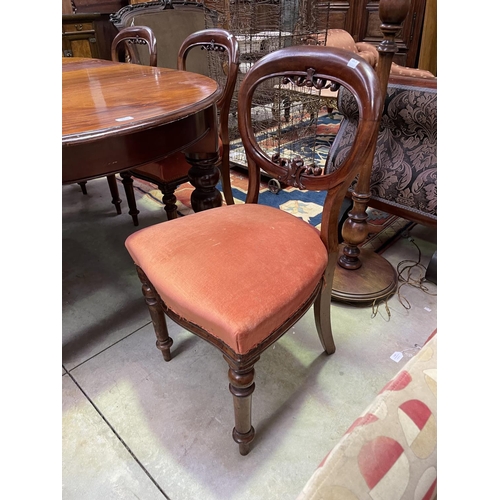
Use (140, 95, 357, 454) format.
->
(297, 335, 437, 500)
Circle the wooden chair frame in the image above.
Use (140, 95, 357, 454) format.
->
(131, 45, 382, 455)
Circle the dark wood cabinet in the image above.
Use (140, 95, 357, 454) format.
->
(62, 1, 126, 60)
(63, 14, 100, 58)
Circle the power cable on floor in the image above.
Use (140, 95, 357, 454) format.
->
(371, 230, 436, 319)
(396, 234, 437, 310)
(371, 297, 391, 321)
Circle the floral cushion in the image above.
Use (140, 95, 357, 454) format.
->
(297, 334, 437, 500)
(327, 80, 437, 224)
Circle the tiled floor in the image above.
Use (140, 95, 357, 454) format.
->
(62, 177, 437, 499)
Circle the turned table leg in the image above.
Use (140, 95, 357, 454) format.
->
(186, 153, 223, 213)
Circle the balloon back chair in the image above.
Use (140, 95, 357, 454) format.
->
(124, 45, 382, 455)
(111, 25, 157, 66)
(129, 28, 240, 221)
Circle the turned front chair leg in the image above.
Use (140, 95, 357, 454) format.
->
(313, 262, 336, 355)
(136, 266, 173, 361)
(106, 174, 122, 215)
(159, 183, 179, 220)
(120, 171, 140, 226)
(225, 359, 257, 455)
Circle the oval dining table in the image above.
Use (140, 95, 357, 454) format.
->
(62, 57, 223, 223)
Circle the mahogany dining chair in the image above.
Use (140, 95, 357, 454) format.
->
(129, 28, 240, 221)
(124, 45, 383, 455)
(111, 25, 158, 66)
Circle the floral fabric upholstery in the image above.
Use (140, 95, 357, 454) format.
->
(297, 334, 437, 500)
(327, 79, 437, 224)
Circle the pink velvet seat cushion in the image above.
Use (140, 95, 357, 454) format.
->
(125, 204, 328, 354)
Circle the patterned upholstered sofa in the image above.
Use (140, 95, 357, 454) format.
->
(327, 74, 437, 228)
(297, 332, 437, 500)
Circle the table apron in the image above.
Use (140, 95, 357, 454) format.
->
(62, 109, 218, 184)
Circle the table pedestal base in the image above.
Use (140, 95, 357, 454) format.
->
(331, 245, 398, 304)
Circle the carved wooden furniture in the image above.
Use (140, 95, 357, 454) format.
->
(124, 45, 382, 455)
(129, 29, 240, 219)
(62, 57, 223, 218)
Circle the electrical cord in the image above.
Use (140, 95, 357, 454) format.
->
(371, 230, 437, 318)
(396, 234, 437, 310)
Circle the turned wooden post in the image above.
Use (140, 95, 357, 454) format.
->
(187, 155, 223, 213)
(338, 0, 411, 271)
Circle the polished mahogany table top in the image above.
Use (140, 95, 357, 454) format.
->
(62, 58, 222, 196)
(62, 57, 220, 145)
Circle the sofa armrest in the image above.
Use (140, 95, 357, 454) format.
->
(355, 41, 379, 68)
(297, 335, 437, 500)
(391, 63, 435, 79)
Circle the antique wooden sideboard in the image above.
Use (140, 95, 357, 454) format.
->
(62, 0, 127, 60)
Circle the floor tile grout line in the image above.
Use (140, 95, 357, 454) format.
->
(64, 321, 152, 374)
(65, 369, 171, 500)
